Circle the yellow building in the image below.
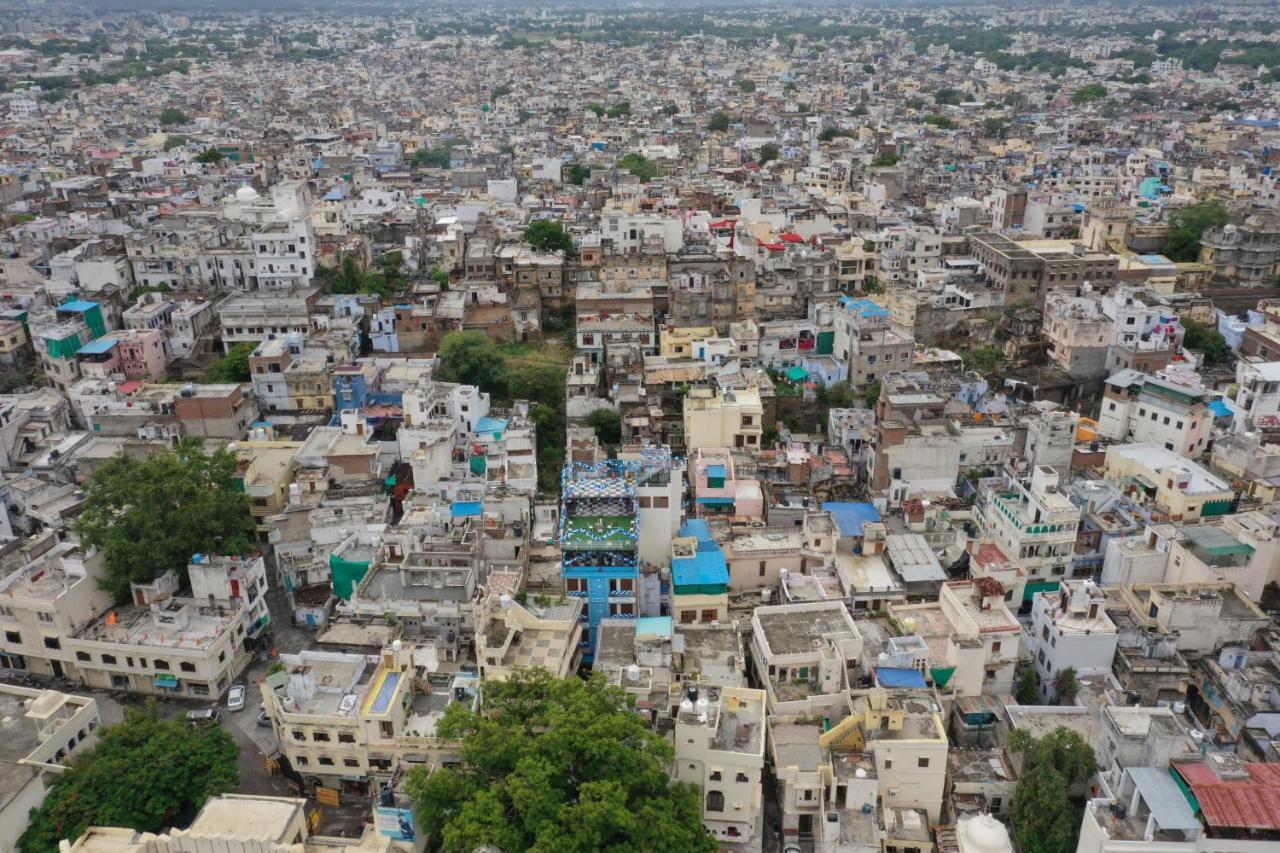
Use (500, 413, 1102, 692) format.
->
(234, 440, 302, 538)
(660, 325, 717, 359)
(1103, 443, 1235, 521)
(683, 386, 763, 451)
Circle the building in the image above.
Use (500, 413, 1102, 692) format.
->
(672, 685, 767, 850)
(1101, 444, 1234, 521)
(832, 296, 914, 389)
(261, 643, 478, 791)
(1200, 213, 1280, 286)
(683, 387, 764, 451)
(976, 466, 1082, 592)
(0, 686, 102, 852)
(474, 592, 584, 681)
(1096, 370, 1213, 457)
(1025, 579, 1118, 702)
(750, 601, 863, 716)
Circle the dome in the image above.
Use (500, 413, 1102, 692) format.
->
(235, 184, 259, 202)
(959, 814, 1011, 853)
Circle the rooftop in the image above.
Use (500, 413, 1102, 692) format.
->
(755, 602, 860, 657)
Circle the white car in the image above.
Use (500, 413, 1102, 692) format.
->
(226, 684, 246, 712)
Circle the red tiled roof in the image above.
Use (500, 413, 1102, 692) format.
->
(779, 232, 805, 243)
(761, 242, 785, 252)
(1177, 761, 1280, 831)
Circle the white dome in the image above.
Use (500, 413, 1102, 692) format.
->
(235, 184, 259, 202)
(959, 813, 1011, 853)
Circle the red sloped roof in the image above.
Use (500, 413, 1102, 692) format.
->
(779, 232, 805, 243)
(1177, 761, 1280, 831)
(708, 219, 736, 230)
(761, 242, 785, 252)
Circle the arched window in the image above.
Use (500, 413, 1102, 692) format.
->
(706, 790, 725, 813)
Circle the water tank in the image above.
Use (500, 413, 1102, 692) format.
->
(695, 696, 710, 716)
(779, 568, 790, 582)
(679, 698, 694, 715)
(392, 639, 403, 653)
(686, 686, 699, 703)
(903, 617, 917, 634)
(627, 663, 641, 681)
(1173, 701, 1186, 714)
(854, 768, 867, 779)
(1190, 729, 1204, 744)
(761, 588, 772, 603)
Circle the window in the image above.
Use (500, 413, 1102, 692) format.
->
(190, 684, 209, 696)
(295, 756, 309, 766)
(918, 757, 930, 768)
(884, 759, 893, 770)
(4, 631, 19, 644)
(318, 757, 334, 766)
(76, 651, 91, 662)
(680, 610, 697, 624)
(292, 730, 305, 741)
(706, 791, 725, 812)
(180, 661, 196, 673)
(153, 659, 170, 671)
(701, 609, 718, 622)
(710, 771, 722, 781)
(101, 654, 117, 665)
(991, 641, 1001, 654)
(43, 637, 60, 650)
(313, 732, 330, 742)
(37, 612, 52, 623)
(344, 758, 360, 768)
(736, 772, 749, 783)
(338, 733, 356, 744)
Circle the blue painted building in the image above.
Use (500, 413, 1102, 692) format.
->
(560, 460, 642, 661)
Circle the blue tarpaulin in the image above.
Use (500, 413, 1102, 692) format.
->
(876, 667, 927, 689)
(706, 464, 727, 479)
(450, 501, 482, 518)
(76, 337, 118, 355)
(697, 496, 734, 505)
(823, 502, 882, 538)
(1209, 400, 1232, 418)
(474, 417, 508, 435)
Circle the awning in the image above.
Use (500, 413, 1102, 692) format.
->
(697, 496, 734, 505)
(155, 674, 179, 688)
(1023, 581, 1060, 602)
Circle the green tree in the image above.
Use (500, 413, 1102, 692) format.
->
(411, 141, 459, 169)
(567, 163, 590, 185)
(162, 134, 187, 151)
(430, 266, 450, 288)
(1053, 667, 1080, 704)
(618, 153, 658, 182)
(862, 63, 876, 75)
(1071, 83, 1107, 104)
(194, 147, 225, 164)
(586, 408, 622, 445)
(159, 106, 188, 126)
(606, 101, 631, 118)
(962, 345, 1003, 374)
(923, 114, 957, 130)
(662, 103, 680, 116)
(529, 402, 565, 494)
(436, 330, 508, 396)
(19, 705, 239, 852)
(1015, 666, 1041, 705)
(1181, 317, 1231, 365)
(75, 439, 255, 601)
(707, 111, 730, 132)
(205, 341, 255, 383)
(739, 79, 756, 93)
(1164, 199, 1229, 262)
(757, 143, 780, 164)
(1008, 727, 1097, 853)
(523, 219, 575, 255)
(405, 670, 715, 853)
(870, 152, 900, 167)
(863, 379, 882, 408)
(982, 117, 1010, 139)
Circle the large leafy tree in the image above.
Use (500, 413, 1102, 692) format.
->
(205, 341, 255, 383)
(19, 705, 239, 852)
(406, 670, 715, 852)
(1009, 727, 1097, 853)
(436, 330, 508, 397)
(523, 219, 574, 255)
(1164, 199, 1228, 262)
(75, 439, 256, 601)
(1015, 666, 1041, 705)
(1181, 317, 1231, 365)
(586, 407, 622, 445)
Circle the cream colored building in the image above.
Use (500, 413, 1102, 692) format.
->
(0, 686, 102, 853)
(1102, 443, 1235, 522)
(683, 386, 764, 452)
(474, 594, 584, 681)
(262, 643, 478, 789)
(672, 685, 767, 850)
(62, 794, 397, 853)
(750, 601, 862, 716)
(661, 325, 718, 359)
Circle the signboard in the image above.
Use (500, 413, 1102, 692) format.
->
(375, 806, 416, 842)
(315, 786, 340, 807)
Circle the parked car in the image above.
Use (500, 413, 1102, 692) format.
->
(256, 710, 272, 727)
(226, 684, 246, 712)
(187, 708, 219, 725)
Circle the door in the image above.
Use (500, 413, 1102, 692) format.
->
(51, 660, 64, 678)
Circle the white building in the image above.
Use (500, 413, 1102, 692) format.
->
(1025, 579, 1118, 702)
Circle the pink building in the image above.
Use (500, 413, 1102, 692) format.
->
(691, 447, 764, 521)
(113, 328, 167, 382)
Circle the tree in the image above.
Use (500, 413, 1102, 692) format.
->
(19, 705, 239, 852)
(757, 143, 780, 164)
(75, 440, 256, 601)
(1164, 199, 1228, 262)
(618, 153, 658, 182)
(962, 345, 1003, 374)
(982, 116, 1010, 139)
(194, 147, 224, 164)
(411, 141, 459, 169)
(1016, 666, 1041, 705)
(923, 114, 957, 130)
(1071, 83, 1107, 104)
(529, 402, 565, 494)
(162, 134, 187, 151)
(1053, 667, 1080, 704)
(430, 266, 450, 288)
(707, 111, 730, 132)
(862, 63, 876, 75)
(606, 101, 631, 118)
(405, 670, 715, 853)
(159, 106, 188, 126)
(739, 79, 756, 93)
(205, 341, 255, 383)
(523, 219, 575, 255)
(1181, 317, 1231, 365)
(1008, 727, 1097, 853)
(863, 379, 882, 408)
(567, 163, 590, 185)
(586, 408, 622, 445)
(436, 330, 508, 397)
(870, 152, 900, 167)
